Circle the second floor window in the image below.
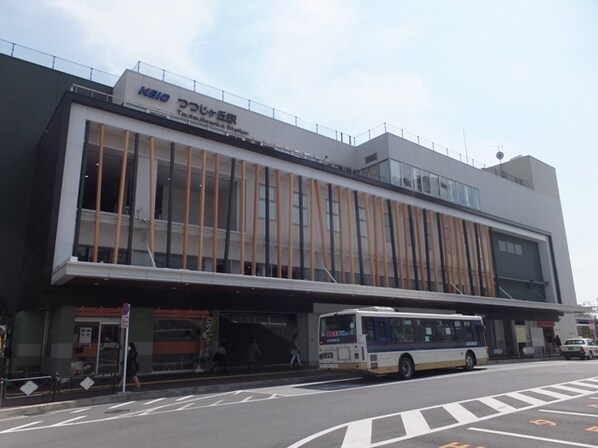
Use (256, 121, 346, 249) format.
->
(258, 184, 276, 220)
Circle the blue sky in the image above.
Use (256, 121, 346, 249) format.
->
(2, 0, 596, 306)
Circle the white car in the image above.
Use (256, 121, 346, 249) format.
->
(561, 338, 598, 360)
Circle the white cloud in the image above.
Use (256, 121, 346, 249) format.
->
(46, 0, 217, 77)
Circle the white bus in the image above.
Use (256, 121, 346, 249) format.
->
(318, 307, 488, 379)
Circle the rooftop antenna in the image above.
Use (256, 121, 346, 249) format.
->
(495, 145, 504, 177)
(462, 126, 469, 163)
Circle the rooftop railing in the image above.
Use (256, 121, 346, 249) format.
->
(0, 39, 118, 86)
(3, 38, 526, 183)
(70, 84, 355, 173)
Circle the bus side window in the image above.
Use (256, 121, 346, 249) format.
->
(475, 325, 486, 345)
(414, 321, 426, 342)
(377, 319, 388, 340)
(390, 318, 401, 343)
(362, 317, 375, 341)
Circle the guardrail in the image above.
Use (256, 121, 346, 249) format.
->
(0, 373, 118, 408)
(1, 375, 55, 406)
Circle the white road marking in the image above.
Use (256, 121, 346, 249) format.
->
(108, 401, 135, 409)
(0, 421, 44, 433)
(144, 398, 165, 405)
(48, 416, 86, 427)
(70, 407, 91, 414)
(551, 384, 593, 394)
(401, 410, 430, 437)
(175, 395, 194, 402)
(468, 427, 598, 447)
(442, 402, 479, 424)
(528, 387, 571, 400)
(209, 399, 224, 406)
(540, 409, 598, 418)
(341, 418, 373, 448)
(288, 376, 598, 447)
(506, 391, 547, 406)
(177, 403, 195, 411)
(478, 396, 516, 413)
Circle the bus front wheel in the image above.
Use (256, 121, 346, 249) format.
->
(398, 356, 414, 380)
(464, 351, 476, 371)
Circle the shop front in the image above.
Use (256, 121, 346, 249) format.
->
(72, 308, 122, 376)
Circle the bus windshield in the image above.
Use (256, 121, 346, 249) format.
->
(319, 314, 357, 344)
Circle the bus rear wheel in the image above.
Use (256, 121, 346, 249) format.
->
(398, 356, 414, 380)
(464, 351, 476, 371)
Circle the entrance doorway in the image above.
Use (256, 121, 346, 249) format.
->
(72, 318, 121, 375)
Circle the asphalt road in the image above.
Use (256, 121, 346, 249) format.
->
(1, 360, 597, 447)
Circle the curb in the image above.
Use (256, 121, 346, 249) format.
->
(0, 357, 562, 418)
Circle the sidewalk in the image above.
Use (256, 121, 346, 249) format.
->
(0, 365, 351, 417)
(0, 355, 561, 418)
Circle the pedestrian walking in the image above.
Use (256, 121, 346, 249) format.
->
(246, 337, 262, 372)
(210, 338, 228, 373)
(289, 333, 302, 368)
(117, 342, 141, 391)
(555, 334, 562, 353)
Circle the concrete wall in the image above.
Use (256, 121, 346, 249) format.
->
(41, 306, 76, 376)
(12, 311, 46, 373)
(0, 55, 112, 313)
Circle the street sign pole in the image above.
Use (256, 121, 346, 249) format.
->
(121, 303, 131, 393)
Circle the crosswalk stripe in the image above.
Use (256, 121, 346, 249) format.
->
(442, 403, 479, 424)
(571, 381, 598, 389)
(341, 419, 373, 448)
(506, 392, 547, 406)
(528, 387, 571, 400)
(401, 410, 430, 437)
(550, 384, 592, 394)
(478, 396, 516, 413)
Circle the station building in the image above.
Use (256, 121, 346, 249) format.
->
(0, 47, 583, 377)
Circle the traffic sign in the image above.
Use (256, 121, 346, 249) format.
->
(121, 302, 130, 315)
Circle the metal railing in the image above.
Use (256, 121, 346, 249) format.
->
(0, 372, 118, 407)
(1, 374, 55, 406)
(3, 38, 520, 183)
(70, 83, 356, 173)
(354, 122, 489, 170)
(0, 38, 118, 86)
(132, 61, 353, 145)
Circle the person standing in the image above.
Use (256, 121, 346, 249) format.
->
(289, 334, 302, 368)
(117, 342, 141, 391)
